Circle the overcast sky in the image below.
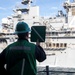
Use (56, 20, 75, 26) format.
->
(0, 0, 73, 24)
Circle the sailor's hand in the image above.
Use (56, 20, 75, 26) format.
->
(36, 39, 40, 46)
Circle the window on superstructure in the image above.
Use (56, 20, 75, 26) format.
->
(64, 43, 67, 47)
(51, 32, 58, 36)
(53, 43, 55, 47)
(46, 43, 49, 47)
(52, 32, 54, 35)
(60, 43, 63, 47)
(56, 43, 59, 47)
(49, 43, 51, 47)
(33, 17, 35, 19)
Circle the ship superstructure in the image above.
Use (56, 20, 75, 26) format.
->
(1, 0, 75, 68)
(2, 0, 39, 33)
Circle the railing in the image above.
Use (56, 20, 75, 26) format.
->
(37, 66, 75, 75)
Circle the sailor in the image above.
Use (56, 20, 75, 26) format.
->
(0, 21, 46, 75)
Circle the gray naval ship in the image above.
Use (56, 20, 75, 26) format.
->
(1, 0, 75, 75)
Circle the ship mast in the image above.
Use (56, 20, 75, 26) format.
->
(63, 0, 75, 16)
(63, 0, 75, 28)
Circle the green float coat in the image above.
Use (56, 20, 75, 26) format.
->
(5, 40, 36, 75)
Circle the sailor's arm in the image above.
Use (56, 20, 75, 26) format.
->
(0, 49, 6, 66)
(35, 42, 46, 62)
